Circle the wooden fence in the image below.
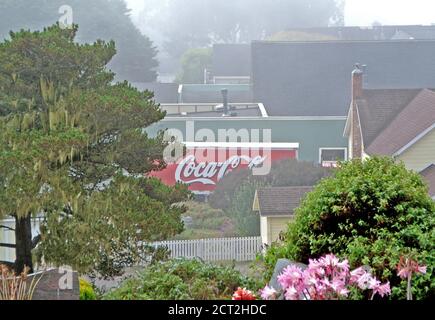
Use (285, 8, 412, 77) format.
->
(1, 216, 263, 264)
(150, 237, 263, 262)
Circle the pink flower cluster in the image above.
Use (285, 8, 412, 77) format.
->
(261, 254, 391, 300)
(397, 256, 427, 279)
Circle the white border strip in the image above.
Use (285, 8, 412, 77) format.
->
(318, 147, 348, 164)
(161, 116, 347, 122)
(258, 103, 268, 118)
(185, 142, 299, 149)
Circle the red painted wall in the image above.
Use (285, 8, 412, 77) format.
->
(149, 147, 297, 192)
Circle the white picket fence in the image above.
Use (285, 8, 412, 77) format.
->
(150, 237, 263, 262)
(2, 216, 262, 263)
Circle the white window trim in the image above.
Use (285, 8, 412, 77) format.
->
(319, 147, 348, 164)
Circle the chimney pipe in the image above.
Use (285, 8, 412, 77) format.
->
(221, 88, 229, 116)
(352, 63, 364, 100)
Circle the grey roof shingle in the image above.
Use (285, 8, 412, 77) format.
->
(356, 89, 422, 148)
(256, 186, 313, 217)
(364, 89, 435, 156)
(252, 40, 435, 116)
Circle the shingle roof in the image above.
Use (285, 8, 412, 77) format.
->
(252, 40, 435, 116)
(356, 89, 421, 148)
(420, 164, 435, 198)
(365, 89, 435, 155)
(255, 186, 313, 217)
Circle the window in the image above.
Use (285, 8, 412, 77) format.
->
(319, 148, 347, 168)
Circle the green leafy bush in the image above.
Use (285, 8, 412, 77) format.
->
(104, 259, 260, 300)
(172, 201, 238, 240)
(263, 157, 435, 300)
(209, 159, 332, 236)
(175, 47, 212, 84)
(79, 279, 96, 300)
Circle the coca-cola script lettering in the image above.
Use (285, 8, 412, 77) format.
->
(175, 155, 266, 185)
(149, 148, 297, 192)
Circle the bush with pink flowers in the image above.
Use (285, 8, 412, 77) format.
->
(235, 254, 427, 300)
(262, 158, 434, 300)
(260, 254, 391, 300)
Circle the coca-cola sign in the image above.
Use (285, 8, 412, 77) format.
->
(149, 146, 297, 192)
(175, 155, 266, 186)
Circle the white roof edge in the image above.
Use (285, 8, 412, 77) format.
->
(160, 116, 347, 121)
(419, 163, 435, 173)
(184, 142, 300, 149)
(343, 104, 353, 137)
(258, 103, 269, 118)
(393, 123, 435, 157)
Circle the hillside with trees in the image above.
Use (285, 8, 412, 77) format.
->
(0, 0, 158, 82)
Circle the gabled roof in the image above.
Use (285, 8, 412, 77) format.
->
(252, 40, 435, 116)
(420, 164, 435, 199)
(254, 186, 313, 217)
(364, 89, 435, 156)
(353, 89, 421, 146)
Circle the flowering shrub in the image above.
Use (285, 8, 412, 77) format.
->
(259, 254, 390, 300)
(263, 158, 434, 299)
(396, 256, 427, 300)
(238, 254, 428, 301)
(105, 259, 261, 300)
(232, 254, 392, 301)
(232, 287, 256, 300)
(79, 278, 97, 300)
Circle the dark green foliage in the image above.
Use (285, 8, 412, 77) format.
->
(209, 169, 251, 211)
(263, 157, 435, 300)
(209, 159, 332, 236)
(228, 181, 263, 236)
(80, 279, 97, 300)
(0, 25, 189, 276)
(210, 159, 332, 210)
(0, 0, 158, 82)
(173, 201, 238, 240)
(103, 259, 260, 300)
(176, 48, 212, 84)
(36, 176, 188, 278)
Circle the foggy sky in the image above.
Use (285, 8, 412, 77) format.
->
(345, 0, 435, 26)
(125, 0, 435, 27)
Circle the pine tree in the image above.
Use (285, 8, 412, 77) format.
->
(0, 25, 188, 276)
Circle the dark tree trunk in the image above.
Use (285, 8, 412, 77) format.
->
(14, 215, 33, 274)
